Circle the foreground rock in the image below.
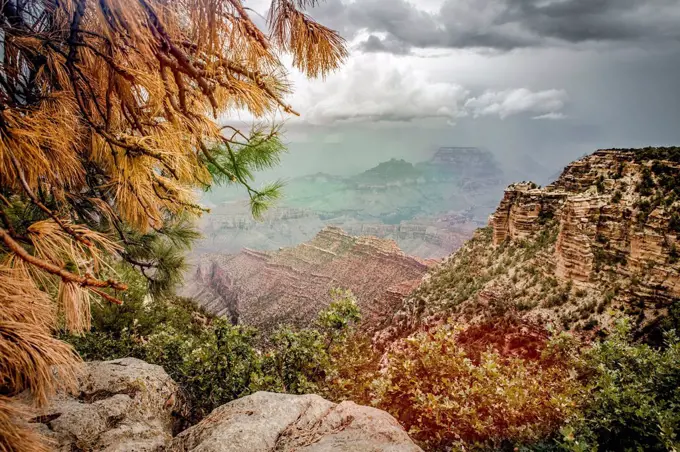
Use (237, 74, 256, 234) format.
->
(31, 358, 181, 451)
(169, 392, 423, 452)
(33, 360, 421, 451)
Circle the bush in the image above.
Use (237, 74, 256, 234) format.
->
(372, 323, 582, 450)
(563, 320, 680, 451)
(638, 166, 656, 197)
(65, 276, 363, 422)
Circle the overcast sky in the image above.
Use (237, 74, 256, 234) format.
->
(239, 0, 680, 178)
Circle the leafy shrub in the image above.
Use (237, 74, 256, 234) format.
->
(564, 320, 680, 451)
(147, 321, 260, 417)
(372, 323, 582, 450)
(545, 289, 570, 308)
(633, 147, 680, 164)
(65, 277, 363, 422)
(670, 211, 680, 233)
(637, 166, 656, 197)
(670, 244, 679, 264)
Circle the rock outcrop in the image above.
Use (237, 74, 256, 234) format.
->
(33, 361, 422, 452)
(385, 148, 680, 340)
(490, 149, 680, 300)
(30, 358, 182, 452)
(185, 227, 435, 332)
(169, 392, 423, 452)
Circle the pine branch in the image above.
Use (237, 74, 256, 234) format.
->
(0, 227, 127, 303)
(7, 152, 94, 247)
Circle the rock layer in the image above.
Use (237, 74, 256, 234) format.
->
(490, 149, 680, 300)
(185, 227, 435, 331)
(385, 148, 680, 340)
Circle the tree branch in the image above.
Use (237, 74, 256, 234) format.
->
(0, 227, 127, 302)
(7, 151, 94, 247)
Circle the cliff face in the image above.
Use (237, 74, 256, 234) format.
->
(384, 148, 680, 341)
(492, 149, 680, 300)
(185, 227, 434, 332)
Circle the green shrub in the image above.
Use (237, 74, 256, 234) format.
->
(638, 166, 656, 197)
(65, 277, 363, 422)
(564, 320, 680, 451)
(545, 290, 570, 308)
(670, 212, 680, 233)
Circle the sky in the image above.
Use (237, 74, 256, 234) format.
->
(237, 0, 680, 179)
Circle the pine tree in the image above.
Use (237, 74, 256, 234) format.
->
(0, 1, 346, 449)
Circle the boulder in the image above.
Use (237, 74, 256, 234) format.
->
(31, 358, 182, 451)
(169, 391, 423, 452)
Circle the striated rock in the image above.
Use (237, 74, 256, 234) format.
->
(184, 227, 435, 332)
(169, 392, 423, 452)
(491, 183, 567, 246)
(554, 195, 608, 282)
(30, 358, 182, 452)
(337, 218, 477, 260)
(491, 149, 680, 300)
(385, 148, 680, 340)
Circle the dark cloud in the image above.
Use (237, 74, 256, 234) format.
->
(358, 35, 412, 54)
(505, 0, 680, 43)
(310, 0, 680, 52)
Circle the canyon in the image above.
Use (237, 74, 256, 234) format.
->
(185, 227, 436, 331)
(381, 148, 680, 342)
(191, 147, 680, 344)
(197, 147, 505, 260)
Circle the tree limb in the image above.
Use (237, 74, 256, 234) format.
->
(7, 151, 94, 247)
(0, 227, 127, 302)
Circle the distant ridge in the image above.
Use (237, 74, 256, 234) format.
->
(184, 227, 436, 332)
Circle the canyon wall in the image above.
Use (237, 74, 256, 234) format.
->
(185, 227, 435, 332)
(385, 148, 680, 341)
(491, 149, 680, 301)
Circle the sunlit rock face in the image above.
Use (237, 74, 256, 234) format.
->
(184, 227, 435, 332)
(169, 392, 423, 452)
(491, 149, 680, 300)
(380, 148, 680, 343)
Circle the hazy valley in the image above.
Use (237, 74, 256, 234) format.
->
(196, 147, 511, 260)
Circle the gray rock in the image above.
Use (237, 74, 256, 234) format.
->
(32, 358, 181, 451)
(169, 392, 422, 452)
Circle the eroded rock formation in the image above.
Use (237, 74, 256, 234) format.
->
(491, 149, 680, 300)
(384, 148, 680, 341)
(185, 227, 435, 331)
(29, 358, 183, 451)
(32, 361, 422, 452)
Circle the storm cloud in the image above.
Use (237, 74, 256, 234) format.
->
(238, 0, 680, 174)
(310, 0, 680, 52)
